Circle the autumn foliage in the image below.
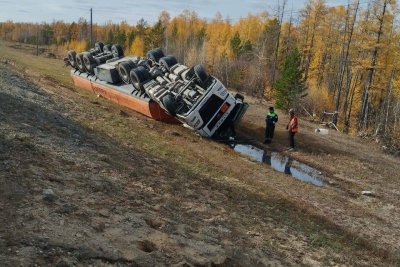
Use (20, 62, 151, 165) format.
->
(0, 0, 399, 146)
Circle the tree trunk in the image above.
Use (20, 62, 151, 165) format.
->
(344, 70, 361, 133)
(271, 0, 287, 85)
(359, 0, 387, 131)
(375, 69, 395, 136)
(335, 0, 359, 116)
(303, 13, 318, 81)
(300, 7, 311, 72)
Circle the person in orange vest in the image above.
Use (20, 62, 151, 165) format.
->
(286, 108, 298, 151)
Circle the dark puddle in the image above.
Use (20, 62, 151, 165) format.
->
(233, 144, 324, 187)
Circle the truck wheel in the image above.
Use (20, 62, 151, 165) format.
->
(150, 67, 163, 78)
(83, 52, 96, 75)
(103, 44, 112, 53)
(118, 61, 137, 84)
(159, 56, 178, 72)
(234, 93, 244, 101)
(111, 44, 124, 58)
(147, 48, 165, 63)
(76, 53, 86, 72)
(194, 64, 209, 83)
(137, 58, 151, 69)
(95, 54, 112, 65)
(67, 50, 77, 69)
(162, 94, 177, 116)
(95, 42, 104, 52)
(130, 66, 151, 92)
(184, 67, 195, 80)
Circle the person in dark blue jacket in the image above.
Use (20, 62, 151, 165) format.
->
(264, 106, 278, 144)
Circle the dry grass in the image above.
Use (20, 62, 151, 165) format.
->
(1, 40, 399, 265)
(0, 41, 72, 87)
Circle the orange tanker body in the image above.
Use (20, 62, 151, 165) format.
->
(65, 42, 248, 140)
(71, 70, 177, 123)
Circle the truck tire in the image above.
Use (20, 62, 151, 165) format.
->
(130, 66, 151, 92)
(194, 64, 209, 83)
(95, 54, 112, 65)
(159, 56, 178, 72)
(106, 57, 119, 63)
(162, 93, 177, 116)
(87, 48, 100, 56)
(118, 61, 137, 84)
(83, 52, 96, 75)
(76, 53, 86, 72)
(234, 93, 244, 101)
(150, 67, 163, 79)
(147, 48, 165, 63)
(95, 42, 104, 52)
(184, 67, 196, 80)
(67, 50, 77, 69)
(103, 44, 112, 53)
(111, 44, 124, 58)
(137, 58, 151, 69)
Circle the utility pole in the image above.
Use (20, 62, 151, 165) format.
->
(90, 8, 93, 48)
(36, 24, 39, 56)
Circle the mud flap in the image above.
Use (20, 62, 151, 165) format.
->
(212, 102, 249, 140)
(232, 102, 249, 127)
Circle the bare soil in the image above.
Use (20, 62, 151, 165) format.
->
(1, 45, 400, 266)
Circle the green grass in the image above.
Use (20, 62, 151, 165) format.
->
(0, 41, 73, 87)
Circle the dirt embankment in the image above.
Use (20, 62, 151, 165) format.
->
(0, 50, 400, 266)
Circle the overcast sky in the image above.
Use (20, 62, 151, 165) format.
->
(0, 0, 351, 25)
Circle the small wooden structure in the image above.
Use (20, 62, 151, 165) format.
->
(319, 110, 340, 131)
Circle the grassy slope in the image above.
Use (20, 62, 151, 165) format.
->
(0, 40, 397, 265)
(0, 42, 72, 87)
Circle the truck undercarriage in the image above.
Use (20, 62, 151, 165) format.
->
(65, 43, 248, 139)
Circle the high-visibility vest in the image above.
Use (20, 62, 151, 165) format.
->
(266, 111, 278, 125)
(289, 117, 298, 133)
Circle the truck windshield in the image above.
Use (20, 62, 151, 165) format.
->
(198, 94, 224, 125)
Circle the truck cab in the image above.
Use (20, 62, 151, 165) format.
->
(142, 61, 248, 138)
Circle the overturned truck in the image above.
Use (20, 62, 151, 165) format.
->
(65, 42, 248, 139)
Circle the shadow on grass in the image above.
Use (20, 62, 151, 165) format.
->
(0, 66, 396, 265)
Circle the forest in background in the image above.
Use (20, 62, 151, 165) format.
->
(0, 0, 399, 148)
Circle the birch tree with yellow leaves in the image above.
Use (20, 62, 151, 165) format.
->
(1, 2, 400, 147)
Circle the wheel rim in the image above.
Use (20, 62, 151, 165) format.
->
(120, 67, 129, 83)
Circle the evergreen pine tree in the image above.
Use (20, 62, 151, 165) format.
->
(273, 48, 306, 110)
(230, 32, 242, 58)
